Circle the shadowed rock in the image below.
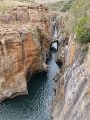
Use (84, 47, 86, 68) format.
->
(0, 4, 51, 102)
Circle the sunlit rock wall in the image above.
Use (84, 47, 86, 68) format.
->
(52, 33, 90, 120)
(0, 4, 51, 102)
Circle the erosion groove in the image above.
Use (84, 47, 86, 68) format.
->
(1, 1, 90, 120)
(51, 7, 90, 120)
(0, 4, 50, 102)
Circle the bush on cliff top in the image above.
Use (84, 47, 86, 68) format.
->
(74, 14, 90, 44)
(61, 0, 74, 12)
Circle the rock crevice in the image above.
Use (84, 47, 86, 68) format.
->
(52, 14, 90, 120)
(0, 4, 51, 103)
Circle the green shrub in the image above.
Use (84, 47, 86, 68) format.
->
(51, 7, 58, 11)
(61, 4, 72, 12)
(42, 33, 49, 39)
(82, 45, 88, 54)
(34, 32, 39, 39)
(61, 0, 73, 12)
(74, 14, 90, 44)
(2, 9, 5, 14)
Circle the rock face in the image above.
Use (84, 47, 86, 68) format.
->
(52, 15, 90, 120)
(0, 4, 50, 102)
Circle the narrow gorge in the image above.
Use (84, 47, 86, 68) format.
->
(51, 8, 90, 120)
(0, 0, 90, 120)
(0, 3, 61, 120)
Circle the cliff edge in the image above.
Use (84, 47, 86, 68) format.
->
(0, 4, 51, 102)
(51, 9, 90, 120)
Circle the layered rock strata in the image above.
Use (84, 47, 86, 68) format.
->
(0, 4, 50, 102)
(52, 15, 90, 120)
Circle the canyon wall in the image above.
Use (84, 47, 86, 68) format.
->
(52, 15, 90, 120)
(0, 4, 51, 102)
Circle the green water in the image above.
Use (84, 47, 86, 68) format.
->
(0, 44, 61, 120)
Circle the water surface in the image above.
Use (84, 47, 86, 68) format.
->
(0, 44, 61, 120)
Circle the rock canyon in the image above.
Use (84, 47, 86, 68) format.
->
(0, 0, 90, 120)
(0, 4, 51, 102)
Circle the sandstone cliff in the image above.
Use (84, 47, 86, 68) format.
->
(0, 4, 51, 102)
(52, 14, 90, 120)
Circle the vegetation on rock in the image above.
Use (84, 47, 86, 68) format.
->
(61, 0, 74, 12)
(42, 33, 49, 39)
(74, 14, 90, 44)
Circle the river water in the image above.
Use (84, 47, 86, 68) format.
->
(0, 21, 61, 120)
(0, 44, 61, 120)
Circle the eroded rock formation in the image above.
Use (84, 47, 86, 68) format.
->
(52, 15, 90, 120)
(0, 4, 51, 102)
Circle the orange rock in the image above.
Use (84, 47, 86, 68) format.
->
(0, 4, 50, 102)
